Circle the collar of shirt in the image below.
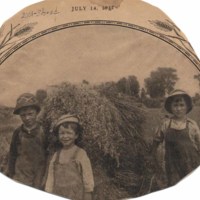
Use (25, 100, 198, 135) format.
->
(170, 117, 191, 130)
(21, 123, 40, 137)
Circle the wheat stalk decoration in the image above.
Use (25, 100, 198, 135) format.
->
(0, 22, 37, 56)
(149, 19, 199, 62)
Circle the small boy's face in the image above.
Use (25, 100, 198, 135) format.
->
(171, 96, 187, 119)
(19, 107, 38, 128)
(58, 123, 78, 148)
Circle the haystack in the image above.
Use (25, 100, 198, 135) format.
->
(42, 82, 157, 199)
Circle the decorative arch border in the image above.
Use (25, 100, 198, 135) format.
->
(0, 20, 200, 70)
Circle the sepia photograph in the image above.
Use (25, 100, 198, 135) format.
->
(0, 0, 200, 200)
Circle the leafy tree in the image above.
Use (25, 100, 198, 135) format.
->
(144, 67, 178, 98)
(140, 88, 146, 102)
(193, 92, 200, 105)
(96, 81, 119, 97)
(82, 80, 89, 85)
(116, 77, 127, 94)
(35, 89, 47, 104)
(128, 75, 140, 97)
(116, 75, 140, 97)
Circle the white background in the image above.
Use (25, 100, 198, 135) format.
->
(0, 0, 200, 200)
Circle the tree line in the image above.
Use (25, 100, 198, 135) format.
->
(35, 67, 200, 108)
(94, 67, 179, 108)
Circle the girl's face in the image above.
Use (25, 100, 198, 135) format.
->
(58, 123, 78, 148)
(171, 96, 188, 119)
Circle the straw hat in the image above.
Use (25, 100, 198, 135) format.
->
(164, 89, 192, 114)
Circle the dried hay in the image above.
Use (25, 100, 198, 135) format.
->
(41, 82, 157, 199)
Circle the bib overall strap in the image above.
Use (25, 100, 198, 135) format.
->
(55, 149, 62, 163)
(168, 119, 172, 129)
(72, 147, 80, 160)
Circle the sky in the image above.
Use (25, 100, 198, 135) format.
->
(0, 25, 199, 106)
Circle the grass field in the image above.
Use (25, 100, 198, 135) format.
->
(0, 107, 20, 172)
(0, 105, 200, 196)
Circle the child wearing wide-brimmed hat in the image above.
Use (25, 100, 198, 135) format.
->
(44, 114, 94, 200)
(7, 93, 47, 189)
(152, 89, 200, 187)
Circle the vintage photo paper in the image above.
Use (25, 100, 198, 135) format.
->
(0, 0, 200, 199)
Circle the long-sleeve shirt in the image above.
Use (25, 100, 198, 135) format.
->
(154, 117, 200, 152)
(45, 145, 94, 193)
(8, 123, 47, 189)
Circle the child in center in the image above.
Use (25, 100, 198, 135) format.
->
(44, 114, 94, 200)
(152, 89, 200, 187)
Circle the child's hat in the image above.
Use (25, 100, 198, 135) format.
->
(164, 89, 192, 114)
(54, 114, 80, 130)
(13, 93, 41, 115)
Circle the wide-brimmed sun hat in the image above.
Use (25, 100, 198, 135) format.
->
(14, 93, 41, 115)
(164, 89, 192, 114)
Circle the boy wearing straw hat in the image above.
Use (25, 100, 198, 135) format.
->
(44, 114, 94, 200)
(7, 93, 47, 189)
(152, 89, 200, 186)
